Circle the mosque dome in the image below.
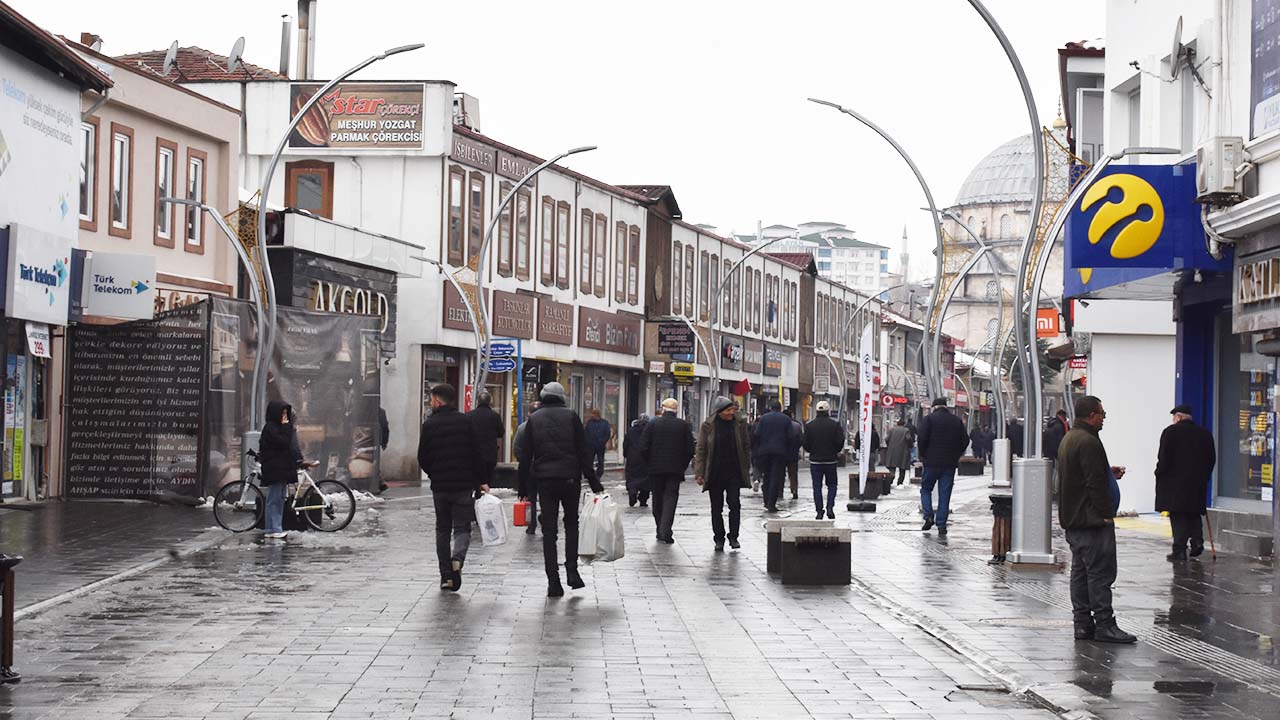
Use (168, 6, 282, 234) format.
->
(953, 134, 1035, 206)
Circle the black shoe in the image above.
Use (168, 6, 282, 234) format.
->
(766, 505, 779, 513)
(1167, 551, 1187, 562)
(440, 575, 453, 591)
(1093, 622, 1137, 644)
(629, 495, 637, 507)
(1189, 543, 1205, 558)
(826, 508, 835, 519)
(937, 526, 948, 537)
(449, 560, 463, 591)
(565, 566, 585, 590)
(791, 493, 798, 500)
(1074, 624, 1096, 640)
(816, 510, 825, 520)
(0, 667, 20, 684)
(639, 501, 648, 507)
(660, 536, 675, 544)
(728, 538, 740, 550)
(526, 525, 537, 535)
(714, 541, 724, 552)
(922, 518, 935, 532)
(547, 580, 565, 597)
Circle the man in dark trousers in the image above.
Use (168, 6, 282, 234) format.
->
(803, 400, 843, 519)
(639, 397, 696, 543)
(517, 383, 604, 597)
(884, 418, 913, 486)
(1155, 404, 1217, 562)
(585, 408, 612, 482)
(1058, 395, 1136, 644)
(694, 398, 752, 551)
(785, 409, 803, 500)
(1043, 409, 1070, 494)
(468, 391, 505, 490)
(513, 402, 540, 534)
(623, 413, 651, 507)
(417, 384, 486, 592)
(916, 397, 969, 536)
(753, 401, 798, 512)
(1007, 418, 1025, 458)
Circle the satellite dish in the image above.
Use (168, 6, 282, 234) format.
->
(227, 36, 245, 74)
(161, 40, 178, 77)
(1170, 16, 1185, 80)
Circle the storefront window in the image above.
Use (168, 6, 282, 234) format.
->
(1217, 316, 1276, 507)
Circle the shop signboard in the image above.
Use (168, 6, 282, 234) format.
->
(25, 322, 49, 358)
(671, 361, 695, 378)
(5, 224, 71, 325)
(764, 346, 783, 377)
(1069, 355, 1088, 369)
(648, 360, 665, 374)
(1253, 0, 1280, 137)
(742, 339, 763, 374)
(483, 357, 516, 373)
(538, 298, 574, 345)
(288, 82, 426, 150)
(1035, 308, 1060, 338)
(657, 322, 695, 356)
(450, 133, 496, 171)
(493, 290, 534, 339)
(83, 251, 156, 320)
(577, 307, 641, 354)
(487, 342, 516, 358)
(720, 336, 743, 371)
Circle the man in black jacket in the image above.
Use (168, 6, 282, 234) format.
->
(803, 401, 843, 519)
(639, 397, 696, 543)
(1155, 404, 1217, 562)
(468, 391, 506, 489)
(1059, 395, 1135, 643)
(916, 397, 969, 536)
(517, 382, 604, 597)
(418, 384, 486, 592)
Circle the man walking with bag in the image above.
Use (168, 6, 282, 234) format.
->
(517, 383, 604, 597)
(694, 398, 752, 552)
(803, 401, 843, 519)
(640, 398, 696, 544)
(1154, 404, 1216, 562)
(417, 384, 486, 592)
(916, 397, 969, 536)
(1059, 395, 1136, 643)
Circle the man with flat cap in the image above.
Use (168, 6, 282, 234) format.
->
(916, 397, 969, 536)
(1154, 404, 1216, 562)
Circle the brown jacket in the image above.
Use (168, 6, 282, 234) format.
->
(693, 415, 752, 490)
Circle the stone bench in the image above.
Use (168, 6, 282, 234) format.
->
(766, 519, 833, 574)
(780, 526, 852, 585)
(958, 456, 986, 476)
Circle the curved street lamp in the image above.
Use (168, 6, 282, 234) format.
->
(472, 145, 598, 396)
(940, 209, 1007, 434)
(708, 236, 791, 395)
(254, 43, 424, 427)
(808, 98, 946, 400)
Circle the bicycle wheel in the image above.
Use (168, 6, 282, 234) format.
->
(212, 481, 265, 533)
(301, 480, 356, 532)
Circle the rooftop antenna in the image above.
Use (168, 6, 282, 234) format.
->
(161, 40, 178, 77)
(227, 36, 245, 74)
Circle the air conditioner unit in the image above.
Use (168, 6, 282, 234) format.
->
(1196, 136, 1244, 204)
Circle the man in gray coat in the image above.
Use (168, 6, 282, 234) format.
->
(884, 418, 913, 486)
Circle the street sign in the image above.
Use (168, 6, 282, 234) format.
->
(657, 323, 696, 356)
(487, 342, 516, 358)
(483, 357, 517, 373)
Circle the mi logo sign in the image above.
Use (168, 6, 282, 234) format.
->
(1081, 173, 1165, 260)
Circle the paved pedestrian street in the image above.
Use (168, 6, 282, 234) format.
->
(1, 470, 1277, 720)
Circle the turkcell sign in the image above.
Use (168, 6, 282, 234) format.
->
(487, 342, 516, 358)
(1065, 164, 1197, 270)
(483, 357, 517, 373)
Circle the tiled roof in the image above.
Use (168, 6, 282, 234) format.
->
(617, 185, 682, 219)
(765, 252, 816, 269)
(116, 46, 286, 82)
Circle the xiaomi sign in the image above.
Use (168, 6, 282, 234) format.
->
(1035, 308, 1060, 338)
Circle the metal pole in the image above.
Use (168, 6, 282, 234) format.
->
(473, 145, 597, 394)
(659, 315, 715, 417)
(709, 236, 790, 391)
(838, 286, 903, 437)
(934, 247, 991, 406)
(940, 208, 1006, 433)
(412, 255, 486, 382)
(255, 43, 423, 427)
(818, 349, 844, 423)
(810, 98, 945, 399)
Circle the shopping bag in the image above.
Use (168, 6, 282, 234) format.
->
(595, 494, 625, 562)
(578, 492, 602, 557)
(475, 492, 508, 547)
(513, 499, 532, 527)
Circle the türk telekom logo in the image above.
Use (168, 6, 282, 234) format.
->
(19, 257, 68, 305)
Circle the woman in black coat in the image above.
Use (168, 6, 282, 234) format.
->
(259, 400, 304, 539)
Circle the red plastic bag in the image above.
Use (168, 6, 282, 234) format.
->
(513, 499, 532, 527)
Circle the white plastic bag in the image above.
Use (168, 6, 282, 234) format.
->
(578, 493, 625, 562)
(475, 492, 507, 547)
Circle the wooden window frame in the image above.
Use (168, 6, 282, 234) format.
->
(540, 196, 555, 286)
(497, 180, 514, 277)
(108, 122, 134, 239)
(447, 165, 466, 266)
(671, 240, 683, 317)
(614, 221, 627, 303)
(555, 201, 571, 290)
(579, 209, 594, 295)
(627, 225, 640, 305)
(183, 147, 208, 254)
(722, 259, 732, 326)
(467, 172, 485, 267)
(284, 159, 335, 219)
(79, 117, 99, 231)
(594, 213, 607, 298)
(153, 137, 178, 248)
(684, 244, 694, 317)
(699, 250, 710, 320)
(732, 264, 740, 329)
(744, 268, 753, 333)
(515, 188, 532, 281)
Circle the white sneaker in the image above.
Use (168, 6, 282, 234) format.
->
(264, 532, 288, 540)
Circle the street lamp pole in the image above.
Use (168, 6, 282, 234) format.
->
(837, 285, 904, 437)
(708, 236, 790, 393)
(940, 209, 1006, 435)
(411, 255, 486, 377)
(473, 145, 598, 396)
(808, 98, 946, 400)
(254, 42, 423, 424)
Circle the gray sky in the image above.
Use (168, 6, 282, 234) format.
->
(22, 0, 1105, 279)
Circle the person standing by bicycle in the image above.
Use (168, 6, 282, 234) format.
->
(418, 384, 487, 592)
(260, 400, 304, 540)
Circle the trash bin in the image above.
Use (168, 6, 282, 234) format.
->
(988, 494, 1012, 565)
(1, 554, 22, 684)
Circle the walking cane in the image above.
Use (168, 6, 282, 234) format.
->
(1204, 511, 1217, 561)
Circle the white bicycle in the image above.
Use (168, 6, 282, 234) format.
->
(212, 450, 356, 533)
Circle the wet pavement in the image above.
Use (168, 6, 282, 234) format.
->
(0, 468, 1275, 719)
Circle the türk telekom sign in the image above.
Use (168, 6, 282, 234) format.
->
(5, 224, 71, 326)
(287, 82, 426, 150)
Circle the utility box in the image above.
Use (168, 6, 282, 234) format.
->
(780, 526, 851, 586)
(766, 519, 833, 574)
(1196, 136, 1244, 204)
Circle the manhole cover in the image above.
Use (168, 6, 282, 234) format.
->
(978, 617, 1073, 628)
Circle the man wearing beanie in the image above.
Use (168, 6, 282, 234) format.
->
(517, 382, 604, 597)
(639, 397, 696, 543)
